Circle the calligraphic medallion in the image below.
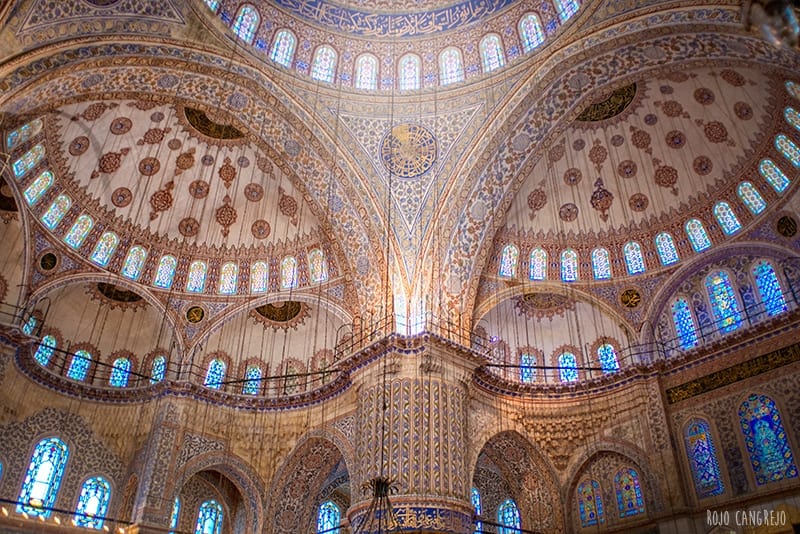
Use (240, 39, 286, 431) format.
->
(380, 124, 437, 178)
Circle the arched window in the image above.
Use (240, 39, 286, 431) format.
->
(204, 0, 219, 12)
(242, 365, 262, 395)
(170, 497, 181, 533)
(471, 487, 483, 533)
(270, 29, 296, 68)
(153, 255, 178, 289)
(737, 182, 766, 214)
(480, 34, 505, 73)
(671, 298, 699, 350)
(150, 355, 166, 384)
(775, 134, 800, 168)
(591, 247, 611, 280)
(739, 394, 798, 485)
(250, 261, 269, 293)
(6, 118, 42, 150)
(74, 476, 111, 529)
(355, 54, 379, 90)
(558, 352, 578, 383)
(218, 262, 238, 295)
(64, 214, 93, 249)
(41, 194, 71, 230)
(788, 80, 800, 100)
(439, 47, 464, 86)
(203, 359, 226, 390)
(232, 5, 259, 44)
(309, 248, 328, 283)
(12, 144, 45, 179)
(684, 419, 724, 498)
(519, 13, 544, 52)
(623, 241, 645, 275)
(655, 232, 679, 266)
(90, 232, 119, 267)
(497, 499, 521, 534)
(195, 500, 223, 534)
(597, 343, 619, 374)
(759, 159, 790, 193)
(577, 479, 604, 527)
(186, 260, 208, 293)
(398, 54, 421, 91)
(499, 244, 519, 278)
(752, 260, 787, 317)
(561, 249, 578, 282)
(23, 315, 37, 335)
(520, 352, 536, 383)
(706, 271, 742, 333)
(685, 219, 712, 252)
(555, 0, 580, 22)
(34, 335, 57, 366)
(785, 107, 800, 133)
(23, 170, 53, 205)
(316, 500, 340, 534)
(17, 437, 68, 516)
(67, 349, 92, 381)
(281, 256, 298, 289)
(615, 467, 645, 517)
(713, 202, 741, 235)
(530, 248, 547, 280)
(109, 357, 131, 387)
(121, 246, 148, 281)
(311, 46, 337, 83)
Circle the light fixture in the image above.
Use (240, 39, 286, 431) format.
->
(744, 0, 800, 48)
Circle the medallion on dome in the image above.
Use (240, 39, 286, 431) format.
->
(380, 124, 437, 179)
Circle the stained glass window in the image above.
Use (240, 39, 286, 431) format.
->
(204, 359, 226, 389)
(309, 248, 328, 283)
(497, 499, 521, 534)
(153, 255, 178, 289)
(398, 54, 421, 91)
(753, 260, 787, 317)
(34, 335, 57, 366)
(24, 170, 53, 205)
(788, 81, 800, 100)
(685, 419, 725, 498)
(218, 262, 238, 295)
(775, 134, 800, 168)
(232, 5, 258, 44)
(311, 46, 337, 83)
(499, 244, 519, 278)
(242, 366, 262, 395)
(577, 480, 604, 527)
(480, 34, 505, 73)
(270, 30, 296, 67)
(281, 256, 298, 289)
(737, 182, 766, 215)
(23, 316, 37, 335)
(17, 437, 68, 517)
(555, 0, 580, 22)
(530, 248, 547, 280)
(685, 219, 712, 252)
(121, 246, 147, 281)
(597, 343, 619, 374)
(713, 202, 741, 235)
(623, 242, 645, 275)
(558, 352, 578, 383)
(186, 260, 208, 293)
(759, 159, 790, 193)
(67, 349, 92, 381)
(672, 298, 699, 350)
(355, 54, 378, 90)
(471, 488, 483, 534)
(7, 118, 42, 150)
(785, 108, 800, 134)
(41, 194, 71, 230)
(204, 0, 219, 12)
(151, 355, 166, 384)
(195, 500, 223, 534)
(706, 271, 742, 334)
(90, 232, 119, 267)
(170, 497, 180, 533)
(439, 48, 464, 86)
(519, 13, 544, 52)
(654, 232, 679, 266)
(250, 261, 269, 293)
(64, 214, 93, 249)
(13, 144, 45, 179)
(591, 248, 611, 280)
(561, 249, 578, 282)
(520, 352, 536, 383)
(109, 357, 131, 387)
(739, 394, 798, 485)
(615, 468, 645, 517)
(316, 501, 340, 534)
(74, 476, 111, 529)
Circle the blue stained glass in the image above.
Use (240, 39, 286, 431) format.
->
(109, 357, 131, 387)
(316, 501, 340, 534)
(355, 54, 378, 90)
(153, 255, 178, 289)
(561, 249, 578, 282)
(775, 134, 800, 168)
(7, 118, 43, 150)
(309, 248, 328, 283)
(497, 499, 521, 534)
(737, 182, 766, 215)
(281, 256, 297, 289)
(785, 108, 800, 134)
(24, 170, 54, 205)
(204, 0, 219, 12)
(499, 244, 518, 277)
(597, 343, 619, 374)
(520, 353, 536, 383)
(250, 261, 269, 293)
(519, 13, 544, 52)
(480, 34, 505, 73)
(471, 488, 483, 534)
(22, 316, 37, 335)
(655, 232, 679, 266)
(623, 242, 645, 275)
(671, 298, 699, 350)
(559, 352, 578, 383)
(739, 394, 798, 485)
(311, 46, 337, 83)
(685, 419, 725, 498)
(74, 476, 111, 529)
(577, 480, 604, 527)
(555, 0, 580, 22)
(439, 47, 464, 85)
(194, 500, 223, 534)
(121, 246, 147, 281)
(170, 497, 180, 533)
(64, 214, 93, 249)
(399, 54, 421, 91)
(41, 194, 71, 230)
(591, 248, 611, 279)
(788, 81, 800, 101)
(242, 366, 262, 395)
(529, 248, 547, 280)
(186, 260, 208, 293)
(232, 5, 258, 44)
(753, 260, 787, 317)
(204, 359, 226, 389)
(270, 30, 296, 68)
(12, 144, 45, 179)
(90, 232, 119, 267)
(34, 335, 57, 366)
(713, 202, 741, 235)
(685, 219, 712, 252)
(615, 468, 645, 517)
(17, 437, 69, 517)
(67, 350, 92, 381)
(706, 271, 742, 334)
(759, 159, 790, 193)
(150, 355, 166, 384)
(218, 262, 238, 295)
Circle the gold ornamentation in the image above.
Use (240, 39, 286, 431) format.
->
(575, 83, 637, 122)
(380, 123, 437, 178)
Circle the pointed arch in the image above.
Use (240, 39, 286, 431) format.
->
(398, 54, 421, 91)
(519, 13, 544, 52)
(270, 29, 296, 68)
(739, 394, 798, 486)
(232, 5, 259, 44)
(499, 244, 519, 278)
(17, 437, 69, 517)
(480, 34, 506, 73)
(439, 47, 464, 85)
(74, 476, 111, 529)
(354, 54, 378, 90)
(683, 418, 725, 498)
(311, 45, 337, 83)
